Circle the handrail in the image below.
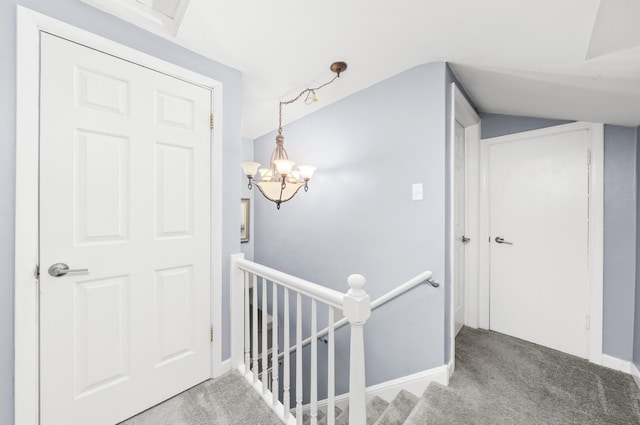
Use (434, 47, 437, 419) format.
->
(235, 257, 344, 309)
(279, 270, 434, 359)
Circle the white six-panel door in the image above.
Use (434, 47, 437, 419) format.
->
(39, 33, 212, 425)
(488, 128, 590, 358)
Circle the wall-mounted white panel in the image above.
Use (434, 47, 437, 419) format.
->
(155, 266, 195, 366)
(75, 130, 129, 245)
(75, 276, 130, 399)
(154, 142, 193, 238)
(76, 67, 130, 116)
(156, 90, 194, 130)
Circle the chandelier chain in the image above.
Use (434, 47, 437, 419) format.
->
(277, 73, 340, 134)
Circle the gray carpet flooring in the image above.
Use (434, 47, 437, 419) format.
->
(426, 327, 640, 425)
(316, 327, 640, 425)
(118, 371, 282, 425)
(119, 327, 640, 425)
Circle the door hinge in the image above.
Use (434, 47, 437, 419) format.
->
(210, 325, 214, 342)
(35, 264, 40, 279)
(585, 315, 591, 330)
(587, 149, 592, 166)
(210, 114, 214, 129)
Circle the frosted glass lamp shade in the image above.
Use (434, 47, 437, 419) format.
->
(274, 159, 295, 176)
(297, 165, 317, 181)
(241, 162, 260, 177)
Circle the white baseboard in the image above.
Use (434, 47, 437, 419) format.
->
(446, 360, 454, 385)
(631, 363, 640, 390)
(295, 364, 449, 414)
(601, 354, 632, 374)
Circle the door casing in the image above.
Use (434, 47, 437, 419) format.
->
(448, 83, 481, 374)
(476, 122, 604, 364)
(15, 7, 224, 425)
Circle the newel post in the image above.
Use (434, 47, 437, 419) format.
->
(343, 274, 371, 425)
(230, 253, 246, 369)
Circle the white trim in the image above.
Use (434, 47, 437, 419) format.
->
(601, 354, 632, 374)
(15, 7, 224, 424)
(477, 121, 605, 364)
(446, 359, 455, 385)
(463, 122, 481, 330)
(295, 365, 449, 415)
(631, 363, 640, 390)
(449, 83, 481, 372)
(81, 0, 191, 37)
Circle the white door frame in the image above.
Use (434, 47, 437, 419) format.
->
(448, 83, 481, 374)
(476, 121, 604, 364)
(15, 7, 224, 425)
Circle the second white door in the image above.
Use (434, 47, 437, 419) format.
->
(488, 126, 591, 358)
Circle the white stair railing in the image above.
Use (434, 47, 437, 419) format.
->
(281, 270, 435, 358)
(231, 253, 371, 425)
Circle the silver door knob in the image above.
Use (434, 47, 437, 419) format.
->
(495, 236, 513, 245)
(48, 263, 89, 277)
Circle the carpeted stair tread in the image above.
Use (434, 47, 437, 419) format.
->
(334, 396, 389, 425)
(403, 382, 473, 425)
(372, 389, 419, 425)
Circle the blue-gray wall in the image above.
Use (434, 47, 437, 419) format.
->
(479, 113, 573, 138)
(254, 63, 448, 393)
(481, 114, 638, 361)
(603, 126, 637, 361)
(634, 126, 640, 370)
(1, 3, 241, 423)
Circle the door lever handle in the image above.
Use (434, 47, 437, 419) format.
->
(495, 237, 513, 245)
(48, 263, 89, 277)
(461, 236, 471, 244)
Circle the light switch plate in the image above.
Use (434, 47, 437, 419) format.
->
(412, 183, 423, 201)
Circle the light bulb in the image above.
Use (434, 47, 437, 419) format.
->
(274, 159, 295, 176)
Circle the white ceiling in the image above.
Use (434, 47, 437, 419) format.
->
(170, 0, 640, 139)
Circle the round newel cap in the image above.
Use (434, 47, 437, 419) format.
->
(347, 274, 366, 296)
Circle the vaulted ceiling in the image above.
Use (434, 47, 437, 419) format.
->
(107, 0, 640, 139)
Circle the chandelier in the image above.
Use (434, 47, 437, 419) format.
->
(241, 61, 347, 209)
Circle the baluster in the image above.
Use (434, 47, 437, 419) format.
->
(296, 293, 303, 425)
(272, 283, 279, 405)
(244, 271, 251, 375)
(311, 299, 318, 425)
(327, 306, 335, 425)
(262, 278, 268, 394)
(252, 274, 258, 384)
(283, 288, 290, 419)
